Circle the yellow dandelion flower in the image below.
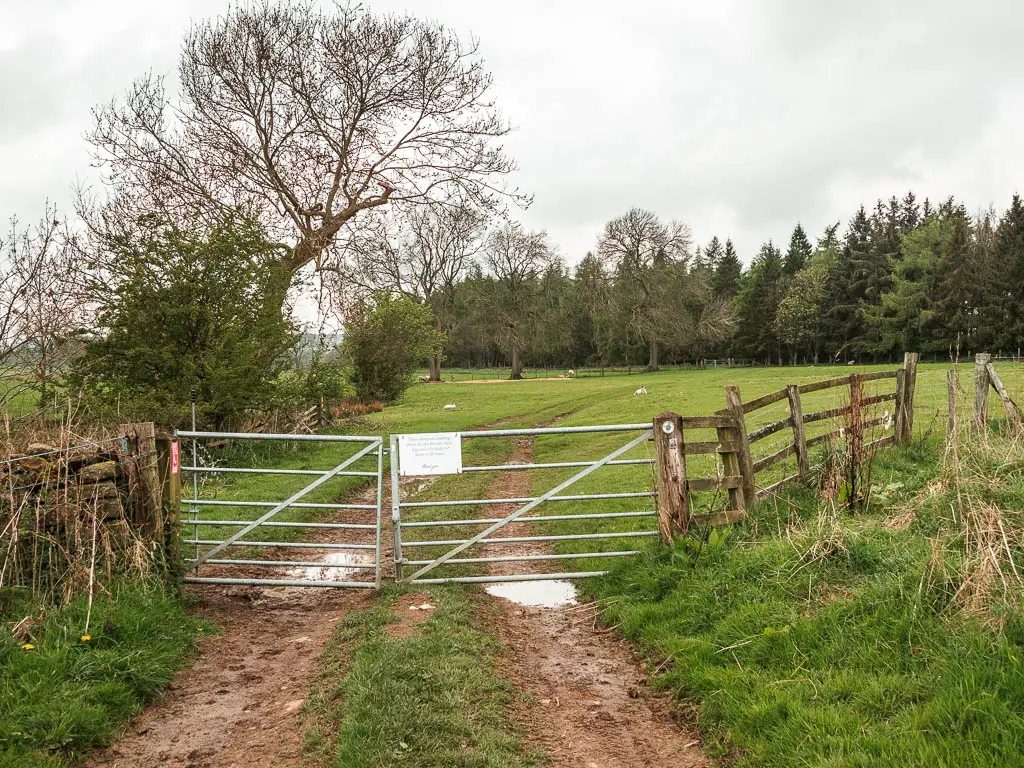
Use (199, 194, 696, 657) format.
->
(197, 626, 204, 632)
(20, 643, 35, 650)
(80, 635, 91, 642)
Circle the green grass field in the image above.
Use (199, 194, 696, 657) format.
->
(300, 362, 1024, 767)
(9, 360, 1024, 767)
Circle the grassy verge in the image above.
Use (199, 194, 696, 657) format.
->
(303, 586, 542, 767)
(589, 439, 1024, 767)
(0, 581, 204, 768)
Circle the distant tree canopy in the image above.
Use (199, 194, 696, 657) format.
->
(74, 215, 297, 427)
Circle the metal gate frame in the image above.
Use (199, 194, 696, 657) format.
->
(177, 430, 384, 589)
(392, 424, 657, 585)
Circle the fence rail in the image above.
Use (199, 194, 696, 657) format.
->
(651, 354, 917, 539)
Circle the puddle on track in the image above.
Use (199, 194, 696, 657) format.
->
(485, 580, 578, 608)
(292, 551, 375, 582)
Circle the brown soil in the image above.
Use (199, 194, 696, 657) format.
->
(387, 592, 436, 638)
(82, 585, 372, 768)
(490, 598, 706, 767)
(82, 484, 386, 768)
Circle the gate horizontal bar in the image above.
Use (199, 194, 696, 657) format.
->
(400, 491, 654, 508)
(182, 466, 377, 477)
(458, 424, 650, 438)
(409, 571, 608, 585)
(184, 576, 376, 588)
(187, 519, 377, 530)
(403, 550, 640, 566)
(177, 430, 381, 443)
(461, 458, 653, 472)
(402, 530, 659, 547)
(184, 539, 377, 550)
(184, 558, 377, 570)
(183, 499, 376, 510)
(399, 510, 656, 528)
(403, 428, 655, 583)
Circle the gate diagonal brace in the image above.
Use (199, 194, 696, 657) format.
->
(403, 428, 654, 583)
(187, 439, 381, 572)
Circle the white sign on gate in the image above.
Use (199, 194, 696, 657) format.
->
(398, 432, 462, 476)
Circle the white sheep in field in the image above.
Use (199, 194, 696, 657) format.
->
(443, 403, 457, 410)
(634, 385, 648, 396)
(567, 369, 575, 378)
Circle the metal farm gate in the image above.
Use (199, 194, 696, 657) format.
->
(177, 430, 384, 589)
(391, 423, 659, 585)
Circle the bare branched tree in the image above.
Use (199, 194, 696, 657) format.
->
(350, 202, 488, 380)
(597, 208, 693, 371)
(482, 223, 552, 379)
(0, 206, 88, 412)
(84, 1, 524, 312)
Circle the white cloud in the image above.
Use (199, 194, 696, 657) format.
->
(1, 0, 1022, 270)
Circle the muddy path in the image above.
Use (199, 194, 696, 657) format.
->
(477, 437, 708, 767)
(83, 586, 372, 768)
(82, 475, 391, 768)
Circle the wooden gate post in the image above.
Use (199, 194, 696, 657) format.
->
(974, 353, 992, 432)
(894, 369, 906, 443)
(786, 384, 810, 480)
(849, 374, 863, 461)
(155, 433, 182, 572)
(724, 387, 756, 507)
(653, 411, 688, 543)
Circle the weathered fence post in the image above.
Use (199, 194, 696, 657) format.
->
(894, 352, 919, 443)
(653, 411, 688, 543)
(974, 353, 992, 432)
(849, 374, 863, 461)
(786, 384, 810, 480)
(120, 422, 163, 539)
(947, 369, 957, 438)
(724, 387, 756, 506)
(984, 359, 1023, 434)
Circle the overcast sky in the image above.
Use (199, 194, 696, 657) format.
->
(2, 0, 1023, 266)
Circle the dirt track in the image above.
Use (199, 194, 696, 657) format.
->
(479, 438, 707, 767)
(82, 586, 372, 768)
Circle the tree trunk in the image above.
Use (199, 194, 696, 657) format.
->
(510, 344, 522, 380)
(645, 340, 660, 372)
(427, 312, 444, 382)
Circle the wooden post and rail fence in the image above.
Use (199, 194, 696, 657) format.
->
(654, 353, 920, 543)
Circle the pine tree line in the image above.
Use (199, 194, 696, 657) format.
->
(730, 192, 1024, 364)
(361, 194, 1024, 372)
